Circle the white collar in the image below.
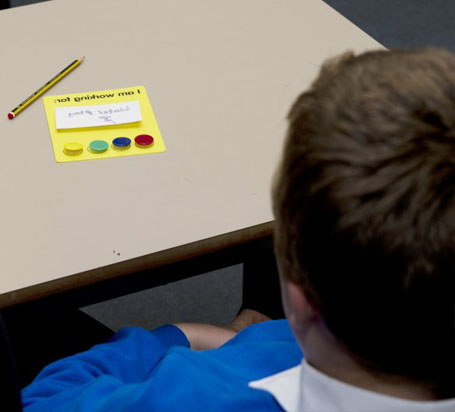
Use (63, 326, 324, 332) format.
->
(249, 360, 455, 412)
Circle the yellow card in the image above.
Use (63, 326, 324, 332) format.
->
(43, 86, 165, 162)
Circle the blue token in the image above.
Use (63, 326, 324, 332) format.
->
(112, 137, 131, 149)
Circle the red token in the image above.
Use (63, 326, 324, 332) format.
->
(135, 134, 154, 148)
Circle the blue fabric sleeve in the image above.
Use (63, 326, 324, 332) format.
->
(21, 320, 301, 412)
(21, 325, 189, 411)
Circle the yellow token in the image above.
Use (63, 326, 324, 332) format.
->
(64, 142, 83, 156)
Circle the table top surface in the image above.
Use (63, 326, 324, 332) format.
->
(0, 0, 382, 307)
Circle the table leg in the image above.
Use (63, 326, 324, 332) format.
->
(242, 239, 284, 319)
(3, 305, 114, 388)
(0, 312, 21, 411)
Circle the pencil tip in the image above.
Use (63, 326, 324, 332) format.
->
(80, 56, 85, 61)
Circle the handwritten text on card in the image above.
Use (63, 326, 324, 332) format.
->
(55, 101, 142, 129)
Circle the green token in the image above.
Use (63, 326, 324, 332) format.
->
(89, 140, 109, 154)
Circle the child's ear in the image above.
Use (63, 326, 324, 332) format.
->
(281, 278, 317, 331)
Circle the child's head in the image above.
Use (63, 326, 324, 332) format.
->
(273, 49, 454, 395)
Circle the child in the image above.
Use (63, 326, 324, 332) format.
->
(22, 48, 455, 411)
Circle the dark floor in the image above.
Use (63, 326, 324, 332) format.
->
(324, 0, 455, 51)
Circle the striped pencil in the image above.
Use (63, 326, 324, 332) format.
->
(7, 56, 84, 119)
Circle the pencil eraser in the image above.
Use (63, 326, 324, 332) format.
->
(7, 112, 14, 119)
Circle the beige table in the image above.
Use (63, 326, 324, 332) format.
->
(0, 0, 382, 308)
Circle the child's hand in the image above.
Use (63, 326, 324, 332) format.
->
(226, 309, 272, 333)
(174, 309, 271, 351)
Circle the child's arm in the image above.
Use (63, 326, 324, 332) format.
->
(21, 325, 189, 411)
(22, 310, 272, 411)
(175, 309, 271, 350)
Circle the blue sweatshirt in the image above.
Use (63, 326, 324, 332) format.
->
(22, 320, 302, 411)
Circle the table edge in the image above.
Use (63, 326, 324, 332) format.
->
(0, 221, 274, 309)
